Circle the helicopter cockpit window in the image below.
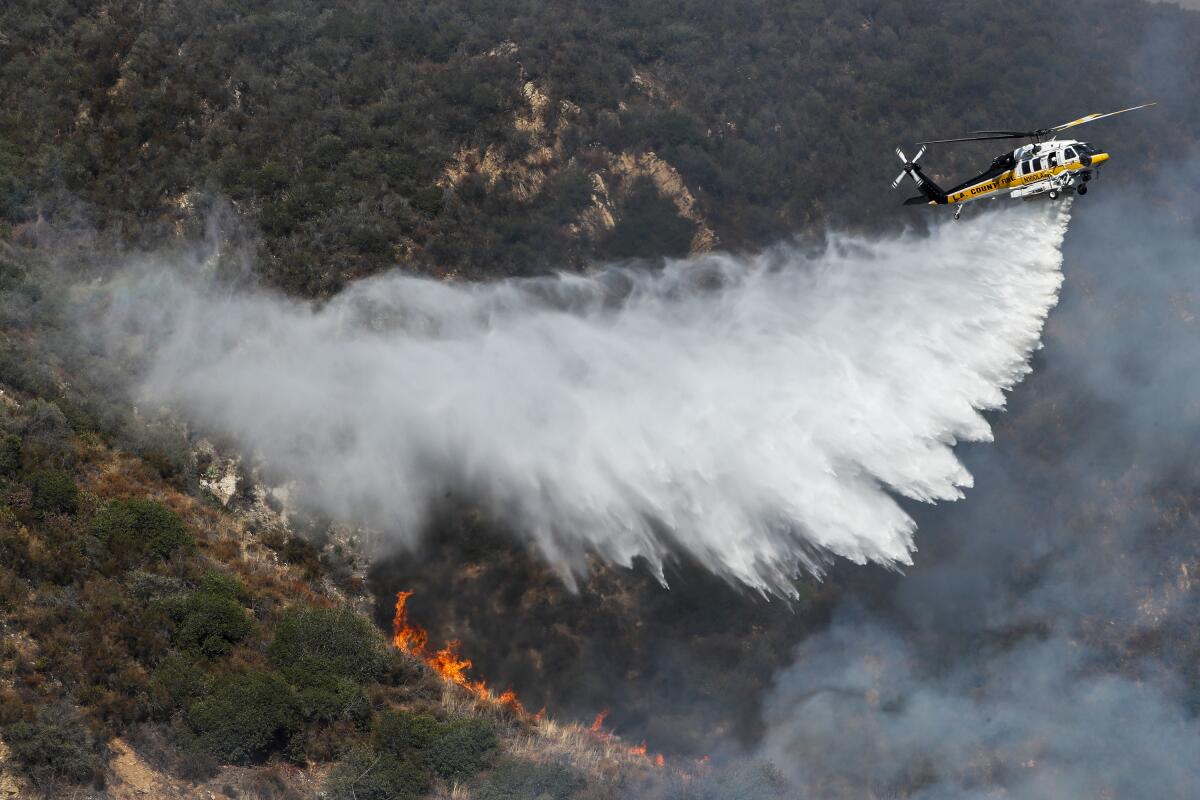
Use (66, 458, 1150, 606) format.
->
(1065, 146, 1077, 160)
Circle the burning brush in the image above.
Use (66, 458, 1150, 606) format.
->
(391, 591, 667, 768)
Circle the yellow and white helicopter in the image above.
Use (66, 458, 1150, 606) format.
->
(892, 103, 1155, 219)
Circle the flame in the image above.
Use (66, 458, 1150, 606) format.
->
(588, 708, 667, 768)
(392, 590, 526, 716)
(392, 591, 668, 769)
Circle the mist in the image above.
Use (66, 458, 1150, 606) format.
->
(99, 202, 1066, 596)
(762, 169, 1200, 797)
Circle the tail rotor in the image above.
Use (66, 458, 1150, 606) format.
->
(890, 145, 927, 189)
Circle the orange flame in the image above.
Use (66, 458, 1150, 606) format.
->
(393, 591, 668, 769)
(392, 590, 526, 717)
(588, 709, 667, 768)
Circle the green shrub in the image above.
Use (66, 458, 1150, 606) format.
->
(268, 606, 390, 684)
(426, 717, 499, 780)
(0, 434, 20, 475)
(373, 711, 497, 781)
(127, 569, 189, 601)
(324, 747, 429, 800)
(161, 591, 252, 658)
(604, 177, 697, 261)
(18, 401, 73, 467)
(186, 671, 299, 764)
(150, 654, 209, 712)
(3, 713, 108, 788)
(92, 498, 192, 558)
(28, 469, 79, 515)
(197, 570, 248, 601)
(472, 758, 585, 800)
(288, 656, 370, 725)
(411, 185, 444, 216)
(372, 710, 440, 754)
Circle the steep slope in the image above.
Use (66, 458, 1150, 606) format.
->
(2, 0, 1198, 294)
(0, 248, 773, 799)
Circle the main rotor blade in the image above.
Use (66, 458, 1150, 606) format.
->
(890, 170, 908, 189)
(916, 133, 1027, 145)
(1051, 102, 1157, 132)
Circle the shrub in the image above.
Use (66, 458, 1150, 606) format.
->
(268, 606, 390, 684)
(425, 717, 499, 780)
(0, 433, 20, 475)
(92, 498, 192, 559)
(279, 535, 322, 579)
(127, 569, 189, 601)
(28, 469, 79, 515)
(150, 654, 209, 713)
(604, 177, 697, 261)
(18, 401, 73, 467)
(3, 712, 108, 788)
(324, 747, 429, 800)
(411, 185, 444, 216)
(161, 590, 252, 658)
(372, 710, 440, 754)
(198, 570, 248, 601)
(472, 758, 585, 800)
(288, 656, 370, 725)
(186, 671, 299, 764)
(373, 711, 497, 781)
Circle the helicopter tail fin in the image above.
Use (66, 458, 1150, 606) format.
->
(892, 147, 947, 204)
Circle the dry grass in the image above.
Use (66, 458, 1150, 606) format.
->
(435, 685, 662, 788)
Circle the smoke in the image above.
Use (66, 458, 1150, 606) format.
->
(764, 624, 1200, 799)
(100, 202, 1067, 595)
(761, 167, 1200, 797)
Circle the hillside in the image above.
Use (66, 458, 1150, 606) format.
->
(3, 1, 1198, 294)
(2, 1, 1199, 798)
(0, 246, 793, 798)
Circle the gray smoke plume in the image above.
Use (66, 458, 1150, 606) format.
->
(762, 169, 1200, 797)
(99, 202, 1067, 596)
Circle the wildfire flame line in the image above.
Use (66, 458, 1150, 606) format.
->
(392, 590, 526, 715)
(588, 708, 666, 766)
(391, 591, 667, 768)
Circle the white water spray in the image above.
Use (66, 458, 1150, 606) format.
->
(108, 202, 1068, 594)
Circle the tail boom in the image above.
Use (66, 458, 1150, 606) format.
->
(892, 146, 947, 205)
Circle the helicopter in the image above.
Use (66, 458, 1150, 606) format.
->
(892, 103, 1155, 219)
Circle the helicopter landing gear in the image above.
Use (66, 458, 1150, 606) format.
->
(1077, 184, 1088, 195)
(1048, 189, 1058, 200)
(954, 205, 963, 220)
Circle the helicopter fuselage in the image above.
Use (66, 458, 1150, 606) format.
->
(907, 138, 1109, 208)
(942, 139, 1107, 205)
